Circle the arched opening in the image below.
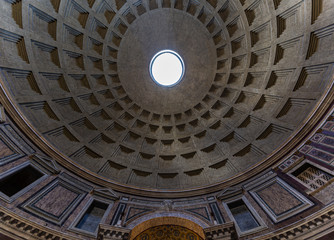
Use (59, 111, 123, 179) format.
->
(129, 217, 205, 240)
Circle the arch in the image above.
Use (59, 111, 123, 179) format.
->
(129, 216, 206, 240)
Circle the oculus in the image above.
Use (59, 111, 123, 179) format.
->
(149, 50, 185, 86)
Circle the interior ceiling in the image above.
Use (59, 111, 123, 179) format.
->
(0, 0, 333, 190)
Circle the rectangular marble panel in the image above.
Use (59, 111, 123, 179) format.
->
(249, 177, 314, 222)
(20, 176, 87, 225)
(256, 182, 303, 216)
(33, 185, 79, 217)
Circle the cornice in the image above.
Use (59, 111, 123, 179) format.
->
(0, 206, 81, 240)
(253, 203, 334, 240)
(203, 221, 236, 240)
(98, 224, 130, 240)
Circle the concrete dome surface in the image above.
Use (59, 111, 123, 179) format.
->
(0, 0, 333, 239)
(1, 0, 333, 192)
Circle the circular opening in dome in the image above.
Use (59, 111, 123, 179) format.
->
(149, 50, 185, 87)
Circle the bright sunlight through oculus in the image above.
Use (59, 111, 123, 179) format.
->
(150, 50, 185, 87)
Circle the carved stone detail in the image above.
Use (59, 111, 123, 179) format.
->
(98, 224, 130, 240)
(204, 222, 237, 240)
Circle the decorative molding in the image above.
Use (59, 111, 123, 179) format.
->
(1, 124, 35, 154)
(1, 204, 334, 240)
(0, 105, 5, 123)
(92, 188, 119, 201)
(98, 224, 130, 240)
(243, 171, 277, 190)
(277, 155, 304, 173)
(217, 187, 243, 200)
(30, 153, 60, 174)
(0, 206, 81, 240)
(204, 221, 236, 240)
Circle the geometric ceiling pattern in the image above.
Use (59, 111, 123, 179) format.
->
(0, 0, 333, 189)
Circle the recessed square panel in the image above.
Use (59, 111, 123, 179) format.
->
(20, 177, 88, 225)
(249, 177, 313, 223)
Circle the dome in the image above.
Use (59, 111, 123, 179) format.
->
(1, 0, 332, 193)
(0, 0, 333, 239)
